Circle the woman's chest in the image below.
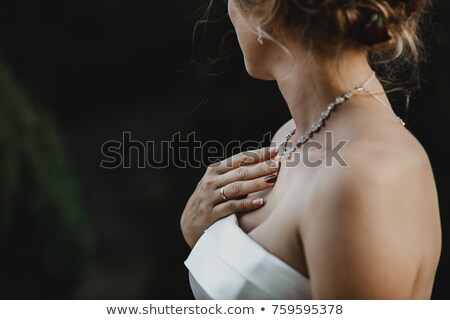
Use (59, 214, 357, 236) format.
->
(236, 170, 314, 277)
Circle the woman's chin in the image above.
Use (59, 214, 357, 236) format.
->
(244, 61, 275, 81)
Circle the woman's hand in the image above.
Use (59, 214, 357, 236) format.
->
(180, 147, 280, 248)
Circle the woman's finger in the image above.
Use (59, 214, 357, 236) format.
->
(214, 174, 277, 203)
(211, 197, 265, 219)
(218, 159, 280, 186)
(210, 147, 278, 174)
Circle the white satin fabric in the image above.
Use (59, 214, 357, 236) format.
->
(184, 214, 312, 300)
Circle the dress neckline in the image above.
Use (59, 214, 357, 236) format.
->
(216, 214, 310, 282)
(185, 213, 312, 299)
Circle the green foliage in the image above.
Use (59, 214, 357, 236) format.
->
(0, 64, 92, 298)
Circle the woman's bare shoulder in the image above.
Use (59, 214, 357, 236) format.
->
(291, 132, 441, 298)
(305, 129, 438, 224)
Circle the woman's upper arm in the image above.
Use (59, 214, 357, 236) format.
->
(302, 168, 419, 299)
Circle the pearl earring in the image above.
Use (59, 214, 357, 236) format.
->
(257, 25, 264, 45)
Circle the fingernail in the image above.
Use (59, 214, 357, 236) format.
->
(265, 174, 278, 184)
(268, 147, 278, 155)
(252, 198, 264, 206)
(268, 160, 280, 168)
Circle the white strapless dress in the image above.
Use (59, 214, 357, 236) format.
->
(184, 214, 312, 299)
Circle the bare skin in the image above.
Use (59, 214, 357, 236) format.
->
(181, 0, 441, 299)
(242, 114, 441, 299)
(180, 147, 280, 248)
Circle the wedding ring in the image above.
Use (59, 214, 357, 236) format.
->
(220, 186, 229, 201)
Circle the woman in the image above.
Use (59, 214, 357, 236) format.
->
(180, 0, 441, 299)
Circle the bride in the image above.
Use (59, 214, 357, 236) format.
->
(180, 0, 441, 299)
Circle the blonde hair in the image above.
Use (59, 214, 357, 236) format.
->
(233, 0, 428, 65)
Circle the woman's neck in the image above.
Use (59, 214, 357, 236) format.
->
(273, 51, 380, 135)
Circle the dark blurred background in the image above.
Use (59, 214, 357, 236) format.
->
(0, 0, 448, 299)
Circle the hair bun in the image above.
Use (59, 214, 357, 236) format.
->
(236, 0, 428, 63)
